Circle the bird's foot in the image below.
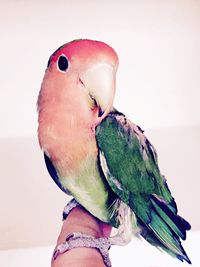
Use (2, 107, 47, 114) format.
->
(62, 198, 80, 220)
(52, 232, 112, 267)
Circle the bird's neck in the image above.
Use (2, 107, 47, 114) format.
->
(38, 88, 99, 176)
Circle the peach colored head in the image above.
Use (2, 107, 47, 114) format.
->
(37, 39, 119, 171)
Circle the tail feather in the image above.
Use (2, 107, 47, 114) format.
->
(177, 215, 191, 231)
(148, 210, 191, 263)
(140, 221, 181, 259)
(151, 194, 191, 240)
(144, 194, 192, 264)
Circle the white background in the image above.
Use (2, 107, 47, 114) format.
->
(0, 0, 200, 137)
(0, 1, 200, 266)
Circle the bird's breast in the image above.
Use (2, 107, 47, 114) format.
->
(38, 108, 98, 177)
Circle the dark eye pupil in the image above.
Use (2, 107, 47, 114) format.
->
(58, 55, 68, 71)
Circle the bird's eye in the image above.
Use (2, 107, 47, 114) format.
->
(57, 55, 69, 72)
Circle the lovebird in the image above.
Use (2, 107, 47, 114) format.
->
(37, 39, 191, 264)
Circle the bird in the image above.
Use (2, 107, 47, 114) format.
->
(37, 39, 191, 265)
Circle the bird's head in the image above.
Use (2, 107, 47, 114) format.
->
(38, 39, 118, 124)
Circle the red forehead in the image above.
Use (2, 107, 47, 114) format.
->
(48, 39, 118, 67)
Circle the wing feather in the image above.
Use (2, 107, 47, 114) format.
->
(96, 111, 191, 263)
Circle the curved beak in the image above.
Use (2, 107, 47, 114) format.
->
(80, 63, 116, 119)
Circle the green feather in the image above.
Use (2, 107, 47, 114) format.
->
(150, 196, 184, 239)
(96, 111, 191, 263)
(96, 112, 172, 199)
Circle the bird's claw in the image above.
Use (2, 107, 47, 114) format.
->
(52, 241, 69, 260)
(52, 232, 112, 267)
(62, 198, 80, 220)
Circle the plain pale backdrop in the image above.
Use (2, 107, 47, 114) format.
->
(1, 0, 200, 137)
(0, 0, 200, 266)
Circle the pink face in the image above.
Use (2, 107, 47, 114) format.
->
(38, 38, 119, 138)
(47, 39, 119, 73)
(38, 40, 119, 171)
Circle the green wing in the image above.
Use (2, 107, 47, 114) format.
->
(96, 111, 191, 264)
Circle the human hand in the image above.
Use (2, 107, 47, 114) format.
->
(51, 206, 112, 267)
